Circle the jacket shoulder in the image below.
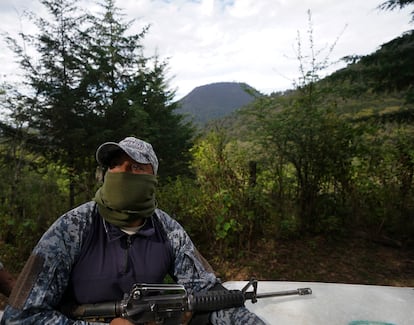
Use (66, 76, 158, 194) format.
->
(34, 201, 96, 258)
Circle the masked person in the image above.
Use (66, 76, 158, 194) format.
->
(1, 137, 265, 325)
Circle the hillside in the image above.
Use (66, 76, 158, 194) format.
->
(205, 30, 414, 138)
(174, 31, 413, 130)
(328, 29, 414, 100)
(175, 30, 413, 129)
(176, 82, 260, 126)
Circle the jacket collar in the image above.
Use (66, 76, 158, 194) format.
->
(102, 215, 156, 241)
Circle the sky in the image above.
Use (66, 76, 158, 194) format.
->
(0, 0, 412, 100)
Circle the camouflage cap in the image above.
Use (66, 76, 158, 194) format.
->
(96, 137, 159, 174)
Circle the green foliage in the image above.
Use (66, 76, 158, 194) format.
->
(332, 30, 414, 104)
(2, 0, 194, 206)
(0, 152, 68, 272)
(1, 4, 414, 275)
(248, 87, 358, 234)
(158, 131, 269, 257)
(124, 59, 195, 178)
(349, 124, 414, 238)
(240, 13, 360, 235)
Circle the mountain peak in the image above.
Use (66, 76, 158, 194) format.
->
(177, 82, 259, 126)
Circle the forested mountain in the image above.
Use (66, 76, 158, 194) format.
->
(206, 29, 414, 139)
(175, 30, 413, 133)
(327, 29, 414, 108)
(175, 29, 413, 131)
(176, 82, 260, 126)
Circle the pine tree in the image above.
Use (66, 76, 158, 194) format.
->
(124, 58, 195, 178)
(4, 0, 195, 205)
(7, 0, 95, 206)
(83, 0, 195, 177)
(379, 0, 414, 21)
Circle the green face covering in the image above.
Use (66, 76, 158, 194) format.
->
(94, 172, 157, 227)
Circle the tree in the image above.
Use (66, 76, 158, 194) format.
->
(379, 0, 414, 20)
(4, 0, 98, 207)
(3, 0, 195, 206)
(83, 0, 194, 178)
(246, 11, 358, 233)
(0, 84, 69, 266)
(332, 30, 414, 104)
(123, 59, 195, 178)
(79, 0, 150, 138)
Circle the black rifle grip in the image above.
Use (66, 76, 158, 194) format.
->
(190, 290, 246, 312)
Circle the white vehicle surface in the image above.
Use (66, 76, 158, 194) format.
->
(1, 281, 412, 324)
(224, 281, 414, 325)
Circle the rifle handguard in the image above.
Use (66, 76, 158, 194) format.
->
(189, 290, 246, 312)
(61, 301, 122, 320)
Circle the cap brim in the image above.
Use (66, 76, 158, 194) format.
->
(96, 142, 124, 166)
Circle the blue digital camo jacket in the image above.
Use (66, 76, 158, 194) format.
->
(0, 201, 265, 325)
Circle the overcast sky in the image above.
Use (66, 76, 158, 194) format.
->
(0, 0, 412, 100)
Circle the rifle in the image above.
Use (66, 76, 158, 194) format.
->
(63, 279, 312, 324)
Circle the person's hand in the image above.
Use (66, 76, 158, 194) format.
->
(108, 312, 193, 325)
(182, 311, 193, 325)
(109, 318, 159, 325)
(109, 318, 134, 325)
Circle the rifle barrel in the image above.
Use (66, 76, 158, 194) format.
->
(244, 287, 312, 301)
(256, 287, 312, 299)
